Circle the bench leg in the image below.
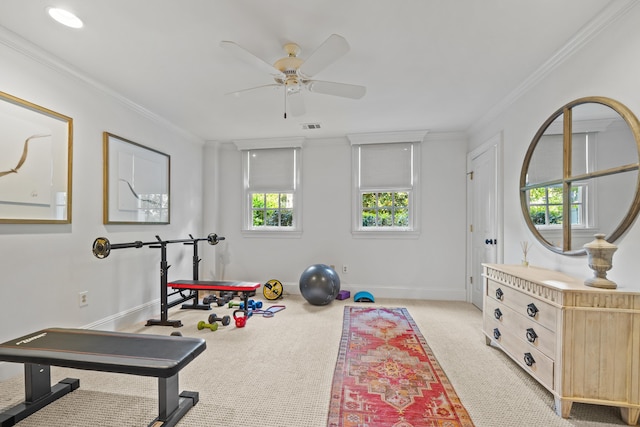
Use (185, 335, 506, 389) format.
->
(148, 374, 198, 427)
(0, 364, 78, 427)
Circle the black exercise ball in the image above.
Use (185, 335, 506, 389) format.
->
(299, 264, 341, 306)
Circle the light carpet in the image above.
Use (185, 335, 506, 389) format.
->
(0, 295, 629, 426)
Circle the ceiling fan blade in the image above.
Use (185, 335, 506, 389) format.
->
(287, 90, 306, 117)
(306, 80, 366, 99)
(220, 40, 285, 79)
(225, 84, 282, 97)
(299, 34, 350, 77)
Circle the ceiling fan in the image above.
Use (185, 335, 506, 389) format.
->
(220, 34, 366, 118)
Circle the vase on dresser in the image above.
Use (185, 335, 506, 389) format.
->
(583, 233, 617, 289)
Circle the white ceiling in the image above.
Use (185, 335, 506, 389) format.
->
(0, 0, 626, 142)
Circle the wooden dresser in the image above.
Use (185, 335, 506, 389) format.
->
(482, 263, 640, 425)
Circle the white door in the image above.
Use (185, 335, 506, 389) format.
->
(468, 135, 502, 309)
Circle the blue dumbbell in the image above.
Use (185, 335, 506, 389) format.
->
(240, 300, 263, 310)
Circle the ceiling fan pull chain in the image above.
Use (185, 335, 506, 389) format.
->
(283, 85, 287, 119)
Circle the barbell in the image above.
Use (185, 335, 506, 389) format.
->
(92, 233, 225, 259)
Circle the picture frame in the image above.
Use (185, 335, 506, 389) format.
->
(0, 91, 73, 224)
(103, 132, 170, 224)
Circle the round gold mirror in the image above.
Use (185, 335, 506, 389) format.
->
(520, 96, 640, 255)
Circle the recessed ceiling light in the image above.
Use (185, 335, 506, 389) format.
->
(47, 7, 83, 29)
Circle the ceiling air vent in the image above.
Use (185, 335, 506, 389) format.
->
(302, 123, 322, 130)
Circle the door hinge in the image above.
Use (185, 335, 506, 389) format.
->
(469, 224, 473, 232)
(467, 171, 474, 180)
(470, 276, 473, 284)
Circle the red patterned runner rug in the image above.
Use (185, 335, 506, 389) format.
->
(327, 307, 475, 427)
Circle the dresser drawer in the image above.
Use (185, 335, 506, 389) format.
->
(484, 297, 556, 359)
(486, 321, 555, 390)
(487, 279, 557, 332)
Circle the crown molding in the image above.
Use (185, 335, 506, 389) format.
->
(468, 0, 639, 134)
(233, 136, 305, 150)
(347, 130, 428, 145)
(0, 25, 203, 146)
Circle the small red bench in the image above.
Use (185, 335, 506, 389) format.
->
(161, 280, 261, 327)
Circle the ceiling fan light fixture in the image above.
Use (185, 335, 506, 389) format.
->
(47, 7, 84, 29)
(285, 78, 301, 94)
(222, 34, 366, 113)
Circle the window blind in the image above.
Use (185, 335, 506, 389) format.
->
(359, 142, 412, 189)
(247, 148, 296, 191)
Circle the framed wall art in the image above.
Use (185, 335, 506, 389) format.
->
(0, 91, 73, 224)
(103, 132, 170, 224)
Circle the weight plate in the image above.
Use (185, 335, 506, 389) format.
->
(92, 237, 111, 259)
(263, 279, 283, 300)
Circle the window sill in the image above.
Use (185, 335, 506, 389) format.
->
(351, 229, 420, 239)
(241, 229, 302, 239)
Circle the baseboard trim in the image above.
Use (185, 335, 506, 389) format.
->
(281, 283, 467, 301)
(81, 300, 159, 331)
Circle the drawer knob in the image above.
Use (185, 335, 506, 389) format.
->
(494, 308, 502, 320)
(526, 328, 538, 343)
(495, 288, 504, 300)
(526, 303, 539, 317)
(524, 352, 536, 367)
(493, 328, 501, 340)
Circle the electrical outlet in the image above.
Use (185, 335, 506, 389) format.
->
(342, 265, 348, 274)
(78, 291, 88, 307)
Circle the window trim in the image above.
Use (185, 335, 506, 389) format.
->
(528, 182, 592, 229)
(235, 137, 304, 237)
(348, 130, 426, 238)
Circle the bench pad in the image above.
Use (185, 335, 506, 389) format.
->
(169, 280, 260, 292)
(0, 328, 206, 378)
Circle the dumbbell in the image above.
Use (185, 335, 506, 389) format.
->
(197, 320, 218, 331)
(203, 295, 228, 307)
(216, 294, 232, 306)
(240, 300, 263, 310)
(228, 301, 242, 308)
(170, 331, 182, 337)
(207, 313, 231, 326)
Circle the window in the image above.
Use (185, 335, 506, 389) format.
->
(236, 139, 302, 235)
(525, 132, 594, 229)
(251, 193, 293, 227)
(362, 191, 409, 227)
(348, 131, 425, 236)
(527, 183, 587, 227)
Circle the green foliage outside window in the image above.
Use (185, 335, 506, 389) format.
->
(252, 193, 293, 227)
(362, 192, 409, 227)
(528, 185, 583, 226)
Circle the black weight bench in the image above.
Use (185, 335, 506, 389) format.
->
(0, 328, 206, 427)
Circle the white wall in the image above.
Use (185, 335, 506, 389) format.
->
(6, 1, 637, 382)
(0, 32, 206, 379)
(203, 133, 468, 300)
(468, 5, 640, 290)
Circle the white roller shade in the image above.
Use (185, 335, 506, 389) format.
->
(570, 133, 589, 176)
(247, 148, 296, 191)
(527, 134, 563, 184)
(359, 142, 412, 189)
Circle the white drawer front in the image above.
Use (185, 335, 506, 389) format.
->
(486, 320, 555, 390)
(484, 297, 556, 359)
(487, 279, 557, 332)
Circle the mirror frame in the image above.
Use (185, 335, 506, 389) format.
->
(520, 96, 640, 255)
